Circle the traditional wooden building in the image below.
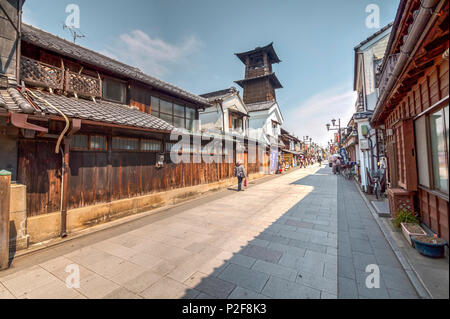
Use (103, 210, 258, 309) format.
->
(0, 10, 264, 247)
(353, 24, 392, 192)
(279, 128, 302, 170)
(371, 0, 449, 241)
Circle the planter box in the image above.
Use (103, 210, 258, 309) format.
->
(400, 222, 426, 247)
(411, 236, 447, 258)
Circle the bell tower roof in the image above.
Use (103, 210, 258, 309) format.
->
(235, 42, 281, 64)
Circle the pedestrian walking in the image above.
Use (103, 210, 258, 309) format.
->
(334, 157, 342, 175)
(234, 161, 246, 191)
(318, 156, 322, 166)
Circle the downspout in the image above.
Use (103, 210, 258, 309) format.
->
(59, 140, 70, 237)
(16, 0, 22, 85)
(219, 101, 225, 134)
(372, 0, 443, 125)
(60, 119, 80, 238)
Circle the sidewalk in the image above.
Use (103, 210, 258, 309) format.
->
(337, 176, 419, 299)
(1, 165, 338, 299)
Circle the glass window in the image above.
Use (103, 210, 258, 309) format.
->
(160, 99, 172, 114)
(186, 117, 195, 131)
(90, 136, 106, 150)
(186, 107, 196, 119)
(174, 104, 185, 117)
(429, 109, 448, 193)
(71, 135, 88, 149)
(415, 117, 430, 188)
(141, 139, 161, 151)
(174, 116, 185, 129)
(151, 97, 160, 114)
(112, 137, 138, 150)
(102, 78, 126, 104)
(159, 112, 173, 125)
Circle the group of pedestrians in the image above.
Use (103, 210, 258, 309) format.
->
(329, 155, 342, 175)
(233, 154, 325, 191)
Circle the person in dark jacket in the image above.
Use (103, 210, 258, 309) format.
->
(234, 161, 246, 191)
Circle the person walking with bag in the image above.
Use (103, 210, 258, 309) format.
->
(234, 161, 246, 191)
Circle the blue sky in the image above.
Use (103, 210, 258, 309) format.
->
(23, 0, 399, 145)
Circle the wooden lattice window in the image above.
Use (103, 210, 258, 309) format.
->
(66, 71, 102, 98)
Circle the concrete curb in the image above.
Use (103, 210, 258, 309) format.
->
(352, 179, 433, 299)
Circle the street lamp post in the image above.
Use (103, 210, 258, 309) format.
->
(326, 118, 342, 148)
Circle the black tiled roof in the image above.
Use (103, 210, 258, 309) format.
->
(354, 23, 393, 50)
(25, 90, 174, 131)
(21, 24, 211, 108)
(200, 87, 238, 101)
(234, 73, 283, 89)
(246, 100, 276, 112)
(235, 43, 281, 64)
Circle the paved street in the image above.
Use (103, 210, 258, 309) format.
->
(0, 164, 418, 299)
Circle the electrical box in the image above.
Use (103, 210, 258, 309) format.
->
(360, 138, 369, 150)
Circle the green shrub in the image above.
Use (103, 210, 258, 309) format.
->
(393, 210, 419, 228)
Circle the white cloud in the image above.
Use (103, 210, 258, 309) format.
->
(283, 85, 357, 147)
(103, 30, 202, 77)
(22, 5, 36, 26)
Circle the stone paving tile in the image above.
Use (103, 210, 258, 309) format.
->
(218, 264, 269, 293)
(337, 176, 419, 299)
(192, 275, 236, 299)
(321, 292, 338, 299)
(239, 244, 283, 264)
(1, 266, 57, 297)
(304, 250, 337, 265)
(76, 272, 120, 299)
(228, 286, 270, 299)
(103, 287, 143, 299)
(139, 277, 191, 299)
(120, 270, 163, 294)
(256, 233, 291, 245)
(18, 279, 86, 299)
(289, 238, 327, 254)
(251, 260, 298, 281)
(0, 283, 15, 299)
(338, 276, 358, 299)
(262, 276, 321, 299)
(228, 254, 257, 269)
(295, 271, 337, 295)
(266, 242, 306, 258)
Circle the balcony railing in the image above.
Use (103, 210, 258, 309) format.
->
(20, 56, 65, 90)
(21, 56, 102, 98)
(65, 71, 102, 98)
(377, 53, 400, 96)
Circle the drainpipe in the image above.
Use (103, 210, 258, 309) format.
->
(59, 139, 70, 237)
(372, 0, 443, 125)
(59, 119, 80, 238)
(16, 0, 22, 86)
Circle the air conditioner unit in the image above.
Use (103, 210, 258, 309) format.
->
(386, 128, 393, 136)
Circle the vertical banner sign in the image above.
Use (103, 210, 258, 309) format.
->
(270, 149, 278, 172)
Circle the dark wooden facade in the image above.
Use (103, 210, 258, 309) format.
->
(372, 0, 449, 241)
(16, 123, 262, 217)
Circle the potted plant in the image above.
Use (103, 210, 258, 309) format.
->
(400, 223, 427, 247)
(393, 210, 425, 247)
(411, 235, 447, 258)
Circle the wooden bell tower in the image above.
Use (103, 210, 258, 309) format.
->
(234, 43, 282, 104)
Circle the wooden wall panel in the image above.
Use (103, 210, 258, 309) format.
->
(18, 140, 62, 217)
